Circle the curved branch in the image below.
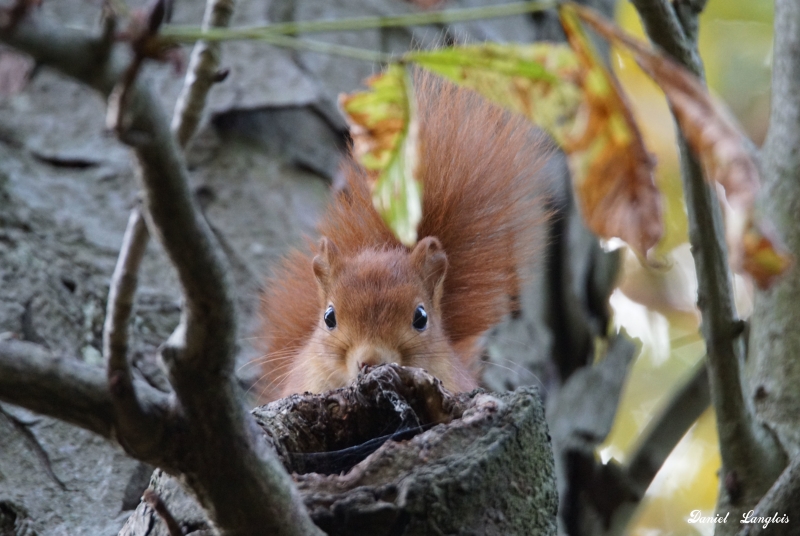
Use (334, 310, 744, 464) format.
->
(104, 207, 153, 433)
(104, 0, 239, 413)
(104, 0, 235, 382)
(0, 340, 170, 440)
(625, 359, 709, 493)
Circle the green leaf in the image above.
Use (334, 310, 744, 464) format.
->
(407, 43, 584, 145)
(340, 64, 422, 246)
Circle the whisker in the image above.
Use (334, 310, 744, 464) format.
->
(257, 367, 298, 399)
(247, 365, 294, 400)
(481, 360, 547, 394)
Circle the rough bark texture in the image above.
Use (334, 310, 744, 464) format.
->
(747, 0, 800, 460)
(121, 365, 557, 536)
(739, 2, 800, 532)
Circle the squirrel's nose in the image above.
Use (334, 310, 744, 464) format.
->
(351, 344, 400, 367)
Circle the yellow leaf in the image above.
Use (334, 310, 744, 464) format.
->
(339, 65, 422, 246)
(408, 43, 583, 146)
(738, 215, 792, 290)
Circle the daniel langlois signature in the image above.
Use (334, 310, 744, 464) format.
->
(688, 510, 790, 529)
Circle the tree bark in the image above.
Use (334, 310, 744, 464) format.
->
(120, 365, 558, 536)
(747, 0, 800, 460)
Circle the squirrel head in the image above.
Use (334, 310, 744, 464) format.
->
(289, 235, 472, 392)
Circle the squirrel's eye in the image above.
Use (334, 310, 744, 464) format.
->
(412, 305, 428, 331)
(324, 305, 337, 330)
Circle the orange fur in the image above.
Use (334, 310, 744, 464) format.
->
(257, 72, 549, 402)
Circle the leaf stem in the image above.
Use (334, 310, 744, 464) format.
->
(252, 33, 394, 63)
(162, 0, 557, 42)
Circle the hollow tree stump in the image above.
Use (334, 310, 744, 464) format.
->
(120, 365, 557, 535)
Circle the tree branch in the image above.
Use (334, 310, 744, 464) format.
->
(102, 0, 240, 465)
(629, 0, 704, 77)
(0, 340, 170, 441)
(143, 489, 185, 536)
(104, 206, 155, 439)
(745, 0, 800, 526)
(1, 8, 323, 534)
(103, 0, 237, 404)
(625, 359, 709, 494)
(171, 0, 234, 148)
(738, 455, 800, 536)
(630, 0, 786, 519)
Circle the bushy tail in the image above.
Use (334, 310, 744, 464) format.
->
(259, 71, 549, 398)
(411, 73, 549, 354)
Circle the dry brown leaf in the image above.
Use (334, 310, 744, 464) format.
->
(559, 4, 662, 257)
(573, 3, 792, 287)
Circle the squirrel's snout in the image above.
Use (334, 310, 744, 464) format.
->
(350, 344, 401, 368)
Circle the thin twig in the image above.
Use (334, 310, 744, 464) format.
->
(248, 32, 392, 63)
(104, 207, 155, 438)
(158, 3, 557, 65)
(160, 1, 560, 66)
(103, 207, 148, 373)
(171, 0, 235, 148)
(0, 405, 69, 490)
(629, 0, 786, 519)
(161, 0, 557, 42)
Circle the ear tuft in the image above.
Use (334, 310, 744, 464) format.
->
(411, 236, 448, 302)
(312, 237, 340, 291)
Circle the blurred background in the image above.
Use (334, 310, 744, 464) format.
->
(607, 1, 773, 534)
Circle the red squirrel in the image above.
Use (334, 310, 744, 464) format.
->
(257, 72, 548, 402)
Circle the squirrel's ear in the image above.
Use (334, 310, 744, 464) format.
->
(313, 237, 340, 292)
(411, 236, 448, 303)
